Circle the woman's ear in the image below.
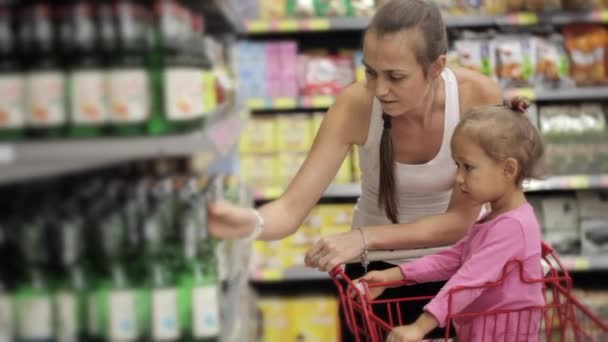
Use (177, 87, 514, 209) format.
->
(503, 158, 519, 182)
(431, 55, 446, 79)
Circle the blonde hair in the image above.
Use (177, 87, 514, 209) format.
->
(454, 97, 545, 185)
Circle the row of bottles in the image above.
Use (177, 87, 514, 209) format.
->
(0, 167, 232, 341)
(0, 0, 223, 141)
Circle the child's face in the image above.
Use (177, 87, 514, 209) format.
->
(451, 133, 508, 204)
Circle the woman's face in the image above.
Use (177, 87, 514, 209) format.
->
(362, 29, 435, 117)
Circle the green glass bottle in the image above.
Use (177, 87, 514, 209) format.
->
(149, 0, 200, 135)
(53, 215, 88, 342)
(67, 1, 108, 138)
(0, 223, 14, 341)
(88, 207, 143, 342)
(15, 219, 54, 342)
(107, 1, 152, 136)
(21, 2, 68, 138)
(0, 5, 25, 140)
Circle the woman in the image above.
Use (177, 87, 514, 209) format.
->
(208, 0, 503, 339)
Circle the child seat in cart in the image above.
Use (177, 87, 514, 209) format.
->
(330, 242, 608, 342)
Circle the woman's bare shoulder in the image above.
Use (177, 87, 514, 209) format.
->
(451, 67, 503, 114)
(330, 82, 374, 145)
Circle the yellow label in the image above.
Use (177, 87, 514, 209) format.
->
(265, 187, 282, 199)
(602, 10, 608, 23)
(356, 67, 366, 82)
(569, 176, 590, 189)
(273, 97, 297, 109)
(307, 19, 330, 31)
(574, 257, 591, 271)
(247, 20, 270, 33)
(278, 20, 299, 32)
(311, 96, 335, 108)
(507, 88, 535, 101)
(517, 13, 538, 25)
(261, 269, 283, 281)
(247, 98, 266, 110)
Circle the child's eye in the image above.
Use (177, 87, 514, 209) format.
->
(464, 164, 472, 170)
(389, 74, 404, 81)
(365, 69, 376, 79)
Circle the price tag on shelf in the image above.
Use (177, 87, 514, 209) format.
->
(261, 269, 282, 281)
(246, 20, 270, 33)
(277, 20, 299, 32)
(0, 145, 15, 163)
(273, 97, 297, 109)
(302, 18, 330, 31)
(504, 88, 536, 101)
(311, 96, 335, 108)
(506, 12, 538, 25)
(573, 257, 591, 271)
(569, 176, 590, 189)
(247, 98, 267, 111)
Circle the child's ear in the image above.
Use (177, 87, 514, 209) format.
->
(503, 158, 519, 181)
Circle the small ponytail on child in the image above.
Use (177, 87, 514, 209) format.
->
(504, 96, 531, 115)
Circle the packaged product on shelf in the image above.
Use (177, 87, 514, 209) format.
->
(540, 195, 581, 255)
(277, 114, 313, 152)
(563, 25, 608, 86)
(319, 204, 353, 236)
(239, 116, 278, 154)
(577, 190, 608, 220)
(350, 0, 376, 16)
(454, 36, 492, 77)
(267, 41, 299, 98)
(562, 0, 594, 10)
(527, 0, 562, 12)
(22, 3, 68, 138)
(335, 152, 353, 184)
(483, 0, 507, 15)
(68, 2, 109, 138)
(580, 219, 608, 255)
(314, 0, 350, 17)
(299, 53, 355, 96)
(236, 42, 268, 99)
(106, 1, 152, 136)
(260, 0, 287, 19)
(535, 34, 573, 89)
(258, 298, 290, 342)
(492, 35, 537, 88)
(505, 0, 527, 12)
(288, 296, 340, 342)
(237, 0, 260, 20)
(240, 154, 279, 188)
(287, 0, 316, 18)
(0, 5, 24, 140)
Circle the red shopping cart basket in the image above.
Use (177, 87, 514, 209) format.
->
(330, 242, 608, 342)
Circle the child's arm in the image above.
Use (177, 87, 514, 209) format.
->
(354, 267, 404, 300)
(398, 235, 468, 284)
(422, 217, 527, 328)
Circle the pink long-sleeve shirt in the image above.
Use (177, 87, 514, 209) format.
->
(400, 203, 544, 342)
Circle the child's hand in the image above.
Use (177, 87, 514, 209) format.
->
(386, 324, 425, 342)
(351, 267, 404, 300)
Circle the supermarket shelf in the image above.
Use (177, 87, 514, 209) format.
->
(524, 175, 608, 192)
(251, 266, 330, 282)
(248, 86, 608, 112)
(247, 95, 335, 111)
(254, 175, 608, 201)
(254, 183, 361, 201)
(188, 0, 244, 35)
(244, 11, 608, 34)
(0, 102, 248, 185)
(554, 255, 608, 272)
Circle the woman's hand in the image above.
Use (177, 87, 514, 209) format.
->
(350, 267, 404, 300)
(386, 325, 425, 342)
(207, 201, 258, 239)
(304, 230, 365, 271)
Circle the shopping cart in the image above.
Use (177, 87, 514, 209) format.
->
(330, 242, 608, 342)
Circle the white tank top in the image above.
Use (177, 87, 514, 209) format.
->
(352, 68, 460, 229)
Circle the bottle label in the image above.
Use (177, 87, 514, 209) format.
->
(152, 288, 180, 340)
(193, 285, 220, 338)
(55, 291, 77, 340)
(71, 70, 108, 124)
(18, 296, 52, 339)
(109, 290, 138, 340)
(165, 68, 202, 121)
(0, 74, 25, 129)
(0, 294, 13, 341)
(26, 71, 67, 127)
(108, 69, 150, 123)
